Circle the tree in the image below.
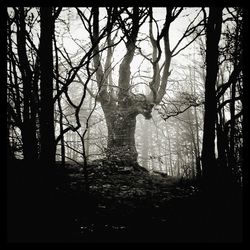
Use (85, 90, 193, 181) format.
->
(216, 7, 243, 185)
(40, 7, 56, 167)
(81, 7, 204, 164)
(7, 7, 40, 163)
(201, 7, 223, 184)
(7, 7, 64, 166)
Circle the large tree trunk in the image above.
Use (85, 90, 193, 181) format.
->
(201, 8, 223, 185)
(40, 7, 55, 167)
(104, 109, 138, 164)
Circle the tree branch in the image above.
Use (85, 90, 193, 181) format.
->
(216, 61, 242, 100)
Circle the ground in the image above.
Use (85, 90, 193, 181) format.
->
(7, 159, 243, 243)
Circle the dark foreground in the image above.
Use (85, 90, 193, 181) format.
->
(7, 160, 243, 243)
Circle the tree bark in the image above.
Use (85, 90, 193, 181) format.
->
(17, 7, 38, 162)
(201, 7, 223, 185)
(104, 109, 138, 164)
(216, 69, 229, 173)
(40, 7, 55, 167)
(141, 119, 149, 169)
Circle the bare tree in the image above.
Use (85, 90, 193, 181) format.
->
(216, 7, 243, 185)
(80, 7, 204, 165)
(40, 7, 56, 167)
(7, 7, 40, 163)
(201, 7, 223, 185)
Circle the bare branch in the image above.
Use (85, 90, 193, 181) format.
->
(216, 61, 242, 100)
(118, 7, 140, 100)
(171, 9, 204, 56)
(172, 7, 183, 21)
(217, 96, 242, 111)
(53, 7, 62, 20)
(161, 102, 203, 121)
(172, 26, 205, 57)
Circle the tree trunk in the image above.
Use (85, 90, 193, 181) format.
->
(149, 122, 155, 171)
(58, 96, 65, 166)
(155, 124, 163, 172)
(7, 114, 14, 161)
(40, 7, 55, 167)
(141, 119, 149, 169)
(165, 125, 173, 176)
(86, 87, 93, 159)
(191, 141, 195, 179)
(17, 7, 38, 163)
(216, 70, 228, 173)
(104, 109, 138, 164)
(201, 7, 223, 186)
(176, 124, 181, 177)
(73, 133, 78, 161)
(194, 106, 202, 179)
(228, 77, 237, 181)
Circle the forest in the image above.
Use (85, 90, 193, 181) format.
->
(7, 7, 243, 243)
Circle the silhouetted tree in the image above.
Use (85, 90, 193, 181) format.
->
(201, 7, 223, 185)
(216, 7, 243, 185)
(7, 7, 39, 163)
(40, 7, 56, 167)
